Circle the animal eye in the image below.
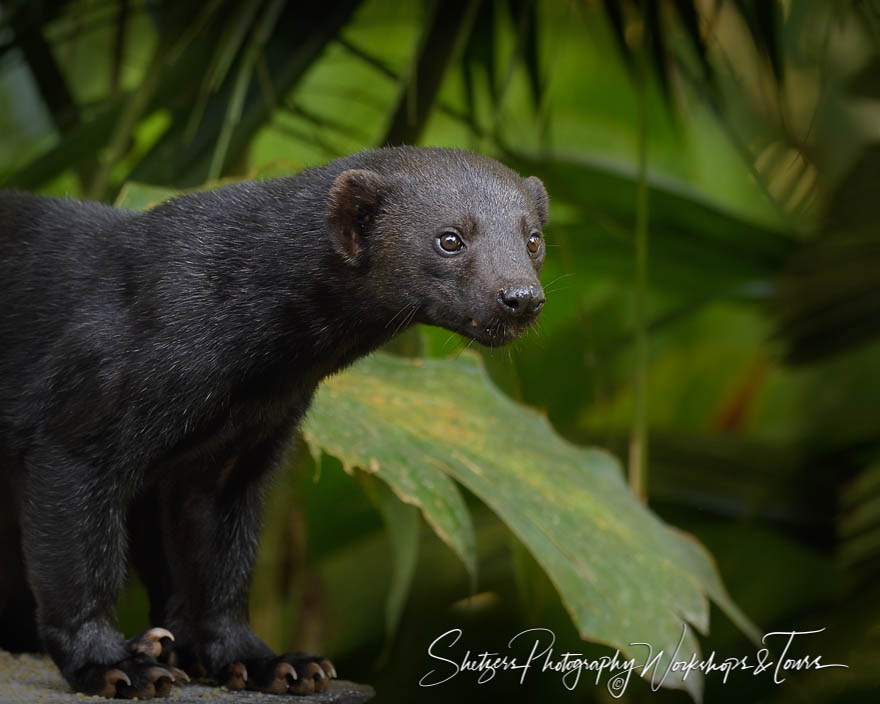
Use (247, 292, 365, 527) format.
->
(438, 230, 464, 253)
(527, 231, 542, 254)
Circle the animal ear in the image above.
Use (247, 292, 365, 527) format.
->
(327, 168, 386, 265)
(523, 176, 549, 226)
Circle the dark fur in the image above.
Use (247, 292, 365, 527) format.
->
(0, 147, 547, 696)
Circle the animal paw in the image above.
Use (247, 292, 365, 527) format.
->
(72, 628, 190, 698)
(77, 659, 187, 699)
(232, 652, 337, 695)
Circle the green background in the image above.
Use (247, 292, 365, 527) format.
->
(1, 1, 878, 702)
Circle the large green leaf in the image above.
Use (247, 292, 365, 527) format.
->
(303, 371, 477, 583)
(357, 471, 421, 647)
(302, 352, 757, 700)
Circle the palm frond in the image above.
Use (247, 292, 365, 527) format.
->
(772, 145, 880, 363)
(381, 0, 482, 146)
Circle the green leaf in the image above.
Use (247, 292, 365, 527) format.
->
(381, 0, 483, 145)
(302, 375, 478, 582)
(1, 97, 126, 190)
(733, 0, 785, 86)
(207, 0, 286, 181)
(128, 1, 364, 188)
(357, 471, 420, 647)
(839, 463, 880, 569)
(303, 352, 758, 699)
(183, 1, 264, 140)
(113, 182, 176, 210)
(773, 145, 880, 363)
(511, 0, 543, 110)
(0, 16, 223, 193)
(462, 0, 497, 110)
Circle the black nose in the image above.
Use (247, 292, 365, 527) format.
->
(497, 284, 546, 318)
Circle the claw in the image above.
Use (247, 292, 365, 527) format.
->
(170, 666, 190, 683)
(99, 668, 131, 697)
(261, 661, 297, 694)
(304, 661, 329, 693)
(129, 627, 175, 658)
(318, 659, 337, 679)
(106, 669, 132, 687)
(224, 661, 248, 691)
(145, 627, 175, 642)
(276, 662, 298, 681)
(301, 662, 323, 679)
(146, 666, 175, 697)
(146, 665, 175, 682)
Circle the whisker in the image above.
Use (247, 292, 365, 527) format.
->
(454, 336, 476, 360)
(391, 303, 418, 337)
(385, 302, 412, 330)
(442, 332, 460, 350)
(396, 305, 419, 339)
(542, 272, 576, 288)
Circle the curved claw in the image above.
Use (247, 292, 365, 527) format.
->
(105, 669, 132, 687)
(260, 661, 297, 695)
(305, 662, 329, 692)
(224, 661, 248, 691)
(145, 627, 175, 642)
(170, 666, 190, 683)
(299, 661, 324, 679)
(276, 662, 298, 681)
(295, 661, 328, 693)
(318, 659, 337, 679)
(146, 665, 176, 682)
(146, 666, 175, 697)
(99, 668, 131, 698)
(129, 627, 175, 658)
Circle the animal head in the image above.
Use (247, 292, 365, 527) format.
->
(327, 148, 548, 347)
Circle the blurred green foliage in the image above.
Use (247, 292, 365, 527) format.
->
(2, 0, 879, 702)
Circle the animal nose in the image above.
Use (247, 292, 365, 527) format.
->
(497, 284, 546, 318)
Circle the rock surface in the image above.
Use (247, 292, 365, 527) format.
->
(0, 651, 374, 704)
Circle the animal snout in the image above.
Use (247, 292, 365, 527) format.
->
(496, 284, 545, 319)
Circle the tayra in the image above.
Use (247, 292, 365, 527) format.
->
(0, 146, 548, 698)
